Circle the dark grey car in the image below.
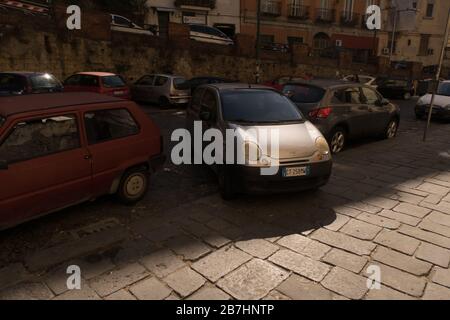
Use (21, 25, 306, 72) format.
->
(282, 80, 401, 153)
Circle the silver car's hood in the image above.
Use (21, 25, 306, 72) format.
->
(229, 121, 322, 160)
(419, 94, 450, 107)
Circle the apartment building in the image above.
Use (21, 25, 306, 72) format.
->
(382, 0, 450, 68)
(145, 0, 240, 38)
(240, 0, 385, 61)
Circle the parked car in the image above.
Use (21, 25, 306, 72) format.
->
(111, 14, 154, 36)
(0, 92, 165, 230)
(131, 74, 190, 107)
(263, 76, 308, 92)
(376, 77, 415, 100)
(282, 80, 401, 154)
(182, 77, 237, 92)
(63, 72, 131, 100)
(343, 75, 377, 89)
(189, 24, 234, 46)
(415, 80, 450, 120)
(0, 72, 63, 96)
(186, 83, 332, 199)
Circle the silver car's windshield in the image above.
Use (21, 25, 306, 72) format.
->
(437, 83, 450, 97)
(221, 89, 303, 124)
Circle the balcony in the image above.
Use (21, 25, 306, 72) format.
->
(315, 8, 335, 24)
(261, 0, 282, 17)
(174, 0, 216, 10)
(340, 11, 360, 27)
(288, 3, 309, 20)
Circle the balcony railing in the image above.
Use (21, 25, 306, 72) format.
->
(288, 3, 309, 20)
(261, 0, 282, 16)
(174, 0, 216, 9)
(315, 8, 335, 23)
(340, 11, 360, 27)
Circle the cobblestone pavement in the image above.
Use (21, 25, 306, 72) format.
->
(1, 99, 450, 300)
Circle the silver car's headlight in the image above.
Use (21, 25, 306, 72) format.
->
(244, 141, 262, 164)
(313, 137, 331, 161)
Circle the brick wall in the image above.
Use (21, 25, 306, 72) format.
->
(0, 8, 405, 84)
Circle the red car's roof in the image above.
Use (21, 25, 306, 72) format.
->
(76, 72, 117, 77)
(0, 92, 124, 118)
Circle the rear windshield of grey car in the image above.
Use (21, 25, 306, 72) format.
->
(102, 76, 126, 88)
(282, 84, 326, 104)
(221, 89, 303, 123)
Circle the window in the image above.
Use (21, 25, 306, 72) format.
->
(191, 88, 205, 112)
(221, 90, 303, 123)
(154, 76, 169, 87)
(425, 2, 434, 18)
(113, 15, 131, 27)
(102, 75, 126, 88)
(282, 84, 326, 103)
(64, 74, 81, 86)
(419, 34, 430, 56)
(136, 75, 155, 86)
(84, 109, 139, 145)
(361, 87, 379, 105)
(0, 74, 25, 93)
(30, 74, 62, 92)
(332, 88, 363, 104)
(201, 89, 218, 120)
(80, 75, 100, 87)
(173, 77, 187, 90)
(0, 114, 80, 164)
(288, 37, 304, 46)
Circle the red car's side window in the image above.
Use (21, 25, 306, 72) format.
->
(0, 114, 80, 165)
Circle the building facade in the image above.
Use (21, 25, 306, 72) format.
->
(382, 0, 450, 68)
(145, 0, 241, 37)
(240, 0, 385, 61)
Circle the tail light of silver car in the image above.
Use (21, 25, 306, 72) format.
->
(309, 107, 333, 119)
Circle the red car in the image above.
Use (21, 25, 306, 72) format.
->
(63, 72, 131, 100)
(0, 93, 165, 229)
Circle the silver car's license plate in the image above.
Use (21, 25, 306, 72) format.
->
(283, 166, 310, 178)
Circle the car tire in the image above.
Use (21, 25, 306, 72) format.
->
(159, 96, 170, 108)
(328, 127, 347, 154)
(218, 166, 236, 200)
(117, 167, 149, 205)
(384, 119, 399, 139)
(403, 92, 412, 100)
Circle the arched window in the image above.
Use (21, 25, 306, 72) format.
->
(313, 32, 331, 49)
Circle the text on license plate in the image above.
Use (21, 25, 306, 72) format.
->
(283, 166, 310, 178)
(114, 91, 124, 95)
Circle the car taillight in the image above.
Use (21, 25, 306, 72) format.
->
(309, 107, 333, 119)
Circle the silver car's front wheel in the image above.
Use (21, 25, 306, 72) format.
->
(330, 129, 346, 154)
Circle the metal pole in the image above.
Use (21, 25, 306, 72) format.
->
(389, 7, 398, 63)
(424, 8, 450, 141)
(255, 0, 261, 84)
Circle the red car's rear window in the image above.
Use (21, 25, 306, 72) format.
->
(102, 76, 126, 88)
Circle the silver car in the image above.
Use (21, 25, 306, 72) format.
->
(186, 83, 332, 199)
(131, 74, 190, 107)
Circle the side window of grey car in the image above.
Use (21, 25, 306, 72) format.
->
(332, 88, 363, 104)
(154, 76, 168, 87)
(137, 76, 154, 86)
(361, 87, 379, 105)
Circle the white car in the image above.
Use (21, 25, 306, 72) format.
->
(415, 80, 450, 120)
(111, 14, 154, 36)
(343, 75, 377, 89)
(189, 24, 234, 46)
